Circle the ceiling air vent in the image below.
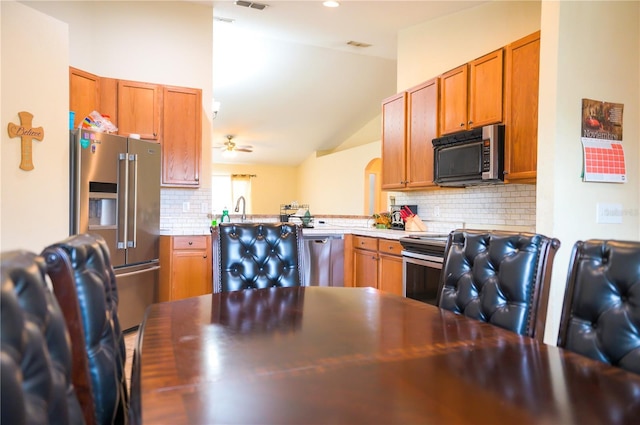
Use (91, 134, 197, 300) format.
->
(214, 16, 235, 23)
(347, 41, 372, 48)
(235, 1, 269, 11)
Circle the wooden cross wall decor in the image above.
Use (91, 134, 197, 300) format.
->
(7, 111, 45, 171)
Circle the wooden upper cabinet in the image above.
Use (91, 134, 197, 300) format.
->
(407, 78, 439, 189)
(468, 48, 504, 128)
(161, 86, 202, 187)
(117, 80, 162, 140)
(504, 31, 540, 183)
(439, 64, 468, 135)
(440, 49, 504, 135)
(69, 67, 100, 129)
(381, 92, 407, 190)
(99, 77, 118, 127)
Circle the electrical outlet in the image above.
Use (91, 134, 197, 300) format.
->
(433, 206, 440, 217)
(182, 202, 190, 212)
(596, 203, 622, 224)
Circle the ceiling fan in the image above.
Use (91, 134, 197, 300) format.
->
(218, 135, 253, 157)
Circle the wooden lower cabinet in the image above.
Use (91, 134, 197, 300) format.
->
(378, 239, 404, 296)
(159, 235, 212, 302)
(354, 245, 378, 288)
(347, 235, 404, 295)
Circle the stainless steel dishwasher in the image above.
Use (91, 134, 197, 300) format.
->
(302, 234, 344, 286)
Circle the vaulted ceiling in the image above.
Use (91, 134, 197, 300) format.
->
(206, 1, 486, 165)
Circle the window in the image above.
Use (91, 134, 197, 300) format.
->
(211, 174, 253, 216)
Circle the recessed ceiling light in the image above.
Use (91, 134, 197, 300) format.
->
(323, 1, 340, 8)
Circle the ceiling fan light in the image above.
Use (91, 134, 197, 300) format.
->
(222, 148, 237, 158)
(323, 1, 340, 8)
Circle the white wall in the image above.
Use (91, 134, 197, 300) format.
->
(398, 0, 541, 91)
(537, 0, 640, 344)
(297, 141, 382, 215)
(1, 1, 70, 252)
(13, 1, 215, 237)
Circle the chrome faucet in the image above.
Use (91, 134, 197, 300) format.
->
(234, 196, 246, 221)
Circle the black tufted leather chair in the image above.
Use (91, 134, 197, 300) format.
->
(1, 250, 85, 425)
(212, 286, 305, 333)
(42, 234, 128, 425)
(438, 229, 560, 340)
(212, 223, 305, 293)
(557, 239, 640, 374)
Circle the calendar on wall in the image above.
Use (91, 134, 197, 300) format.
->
(581, 98, 625, 183)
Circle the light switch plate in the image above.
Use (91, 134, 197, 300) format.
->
(596, 203, 622, 224)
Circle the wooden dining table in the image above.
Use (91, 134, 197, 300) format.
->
(131, 286, 640, 424)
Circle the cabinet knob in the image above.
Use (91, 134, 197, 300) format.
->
(468, 120, 473, 125)
(460, 123, 465, 127)
(203, 255, 207, 259)
(188, 241, 193, 245)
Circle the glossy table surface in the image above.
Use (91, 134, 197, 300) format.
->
(133, 287, 640, 424)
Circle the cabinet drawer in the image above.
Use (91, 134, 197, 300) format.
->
(378, 239, 403, 256)
(353, 236, 378, 251)
(173, 236, 208, 250)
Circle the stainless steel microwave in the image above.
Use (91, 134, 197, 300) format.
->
(432, 124, 505, 187)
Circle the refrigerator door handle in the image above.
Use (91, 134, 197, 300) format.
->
(128, 153, 138, 248)
(117, 153, 128, 250)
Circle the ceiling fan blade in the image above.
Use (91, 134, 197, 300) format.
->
(235, 148, 253, 152)
(236, 145, 253, 150)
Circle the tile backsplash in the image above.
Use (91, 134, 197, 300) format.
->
(160, 188, 213, 235)
(160, 184, 536, 235)
(392, 184, 536, 232)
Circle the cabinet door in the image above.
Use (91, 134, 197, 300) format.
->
(159, 236, 212, 302)
(99, 77, 118, 127)
(69, 67, 100, 128)
(407, 78, 439, 188)
(162, 86, 202, 187)
(171, 249, 211, 300)
(354, 249, 378, 288)
(117, 80, 161, 140)
(381, 92, 407, 190)
(504, 31, 540, 183)
(378, 253, 403, 296)
(439, 64, 468, 135)
(468, 49, 504, 128)
(378, 239, 403, 295)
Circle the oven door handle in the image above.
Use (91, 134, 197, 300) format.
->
(402, 250, 444, 265)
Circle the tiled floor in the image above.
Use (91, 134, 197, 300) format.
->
(124, 330, 137, 391)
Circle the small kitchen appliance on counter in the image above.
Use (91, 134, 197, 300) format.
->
(390, 205, 417, 230)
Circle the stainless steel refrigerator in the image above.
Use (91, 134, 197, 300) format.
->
(70, 129, 160, 331)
